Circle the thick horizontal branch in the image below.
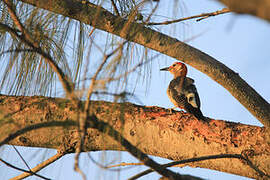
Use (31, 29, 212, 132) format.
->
(17, 0, 270, 128)
(0, 95, 269, 179)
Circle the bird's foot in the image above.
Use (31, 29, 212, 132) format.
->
(167, 107, 177, 114)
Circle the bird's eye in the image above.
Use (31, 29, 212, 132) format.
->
(172, 64, 176, 67)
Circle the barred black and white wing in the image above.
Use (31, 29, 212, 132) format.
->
(167, 77, 206, 121)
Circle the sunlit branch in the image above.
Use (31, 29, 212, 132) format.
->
(0, 117, 182, 180)
(0, 94, 268, 178)
(0, 121, 77, 147)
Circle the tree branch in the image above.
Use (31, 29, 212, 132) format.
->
(219, 0, 270, 22)
(0, 95, 269, 179)
(0, 95, 182, 180)
(17, 0, 270, 128)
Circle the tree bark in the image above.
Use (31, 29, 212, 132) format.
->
(16, 0, 270, 128)
(0, 94, 269, 179)
(220, 0, 270, 22)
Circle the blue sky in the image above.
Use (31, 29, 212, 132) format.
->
(1, 0, 270, 179)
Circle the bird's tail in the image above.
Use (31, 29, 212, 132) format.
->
(185, 104, 208, 122)
(193, 108, 208, 122)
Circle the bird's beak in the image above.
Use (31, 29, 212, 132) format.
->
(160, 67, 170, 71)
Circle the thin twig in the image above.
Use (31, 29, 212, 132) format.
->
(12, 145, 32, 171)
(11, 152, 64, 180)
(144, 0, 159, 23)
(110, 0, 120, 16)
(146, 8, 230, 26)
(128, 154, 270, 180)
(0, 158, 50, 180)
(106, 162, 143, 168)
(88, 27, 96, 37)
(86, 153, 135, 171)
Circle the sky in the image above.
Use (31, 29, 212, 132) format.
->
(1, 0, 270, 179)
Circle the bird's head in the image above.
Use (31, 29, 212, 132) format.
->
(160, 62, 187, 77)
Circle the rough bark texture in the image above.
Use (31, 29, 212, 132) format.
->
(220, 0, 270, 22)
(16, 0, 270, 128)
(0, 94, 269, 179)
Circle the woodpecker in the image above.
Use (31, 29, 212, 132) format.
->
(160, 62, 206, 121)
